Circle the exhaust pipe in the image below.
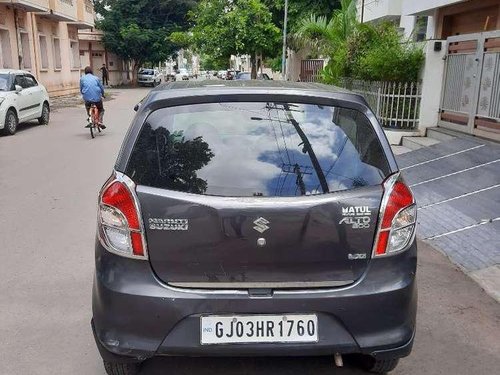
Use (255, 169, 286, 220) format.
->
(334, 352, 343, 367)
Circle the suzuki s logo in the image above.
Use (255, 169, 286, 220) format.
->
(253, 217, 270, 233)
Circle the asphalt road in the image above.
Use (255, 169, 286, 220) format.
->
(1, 87, 499, 375)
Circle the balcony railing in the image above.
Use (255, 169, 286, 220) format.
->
(0, 0, 50, 12)
(48, 0, 77, 21)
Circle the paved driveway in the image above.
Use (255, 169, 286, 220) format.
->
(397, 134, 500, 301)
(0, 88, 498, 374)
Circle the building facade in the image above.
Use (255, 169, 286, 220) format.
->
(0, 0, 94, 96)
(230, 55, 251, 72)
(78, 29, 133, 86)
(357, 0, 500, 141)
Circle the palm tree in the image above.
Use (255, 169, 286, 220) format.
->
(296, 0, 357, 54)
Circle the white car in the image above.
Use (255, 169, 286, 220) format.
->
(175, 69, 189, 81)
(0, 69, 50, 136)
(137, 68, 163, 87)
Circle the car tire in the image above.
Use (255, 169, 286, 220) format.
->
(363, 358, 400, 374)
(103, 360, 141, 375)
(2, 109, 18, 135)
(38, 102, 50, 125)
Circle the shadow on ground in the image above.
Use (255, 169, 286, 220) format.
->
(0, 121, 43, 136)
(139, 356, 368, 375)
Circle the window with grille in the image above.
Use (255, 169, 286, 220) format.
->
(20, 32, 31, 69)
(70, 40, 80, 69)
(0, 29, 13, 68)
(39, 35, 49, 69)
(53, 38, 62, 69)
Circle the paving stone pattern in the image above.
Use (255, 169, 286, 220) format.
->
(397, 136, 500, 272)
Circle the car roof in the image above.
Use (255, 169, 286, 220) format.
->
(0, 69, 31, 75)
(147, 80, 365, 104)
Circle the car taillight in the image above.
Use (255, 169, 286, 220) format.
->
(373, 174, 416, 257)
(97, 172, 147, 259)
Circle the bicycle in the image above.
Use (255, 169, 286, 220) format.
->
(88, 103, 102, 139)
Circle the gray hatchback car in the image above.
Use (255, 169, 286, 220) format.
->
(92, 81, 417, 375)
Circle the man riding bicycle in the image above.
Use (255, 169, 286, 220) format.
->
(80, 66, 106, 129)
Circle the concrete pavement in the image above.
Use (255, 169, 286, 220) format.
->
(396, 131, 500, 302)
(0, 87, 499, 374)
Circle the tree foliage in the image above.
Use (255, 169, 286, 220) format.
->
(296, 0, 356, 55)
(189, 0, 281, 76)
(200, 54, 228, 71)
(355, 24, 424, 82)
(94, 0, 196, 79)
(296, 0, 424, 83)
(169, 31, 193, 50)
(263, 0, 340, 35)
(321, 22, 424, 83)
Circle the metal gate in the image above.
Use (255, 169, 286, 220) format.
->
(300, 59, 324, 82)
(439, 31, 500, 141)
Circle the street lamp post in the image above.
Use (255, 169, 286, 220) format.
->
(281, 0, 289, 81)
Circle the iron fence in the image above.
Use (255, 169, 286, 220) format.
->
(300, 60, 325, 82)
(339, 79, 422, 130)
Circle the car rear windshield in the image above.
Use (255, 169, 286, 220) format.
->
(139, 69, 154, 75)
(126, 102, 390, 197)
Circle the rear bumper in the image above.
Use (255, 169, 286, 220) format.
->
(92, 240, 417, 361)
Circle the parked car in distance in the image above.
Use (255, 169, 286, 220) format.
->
(0, 69, 50, 136)
(164, 73, 176, 82)
(175, 69, 189, 81)
(217, 70, 227, 79)
(137, 69, 163, 87)
(225, 70, 236, 80)
(235, 72, 272, 80)
(92, 80, 417, 375)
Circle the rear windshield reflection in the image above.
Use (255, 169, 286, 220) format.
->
(126, 102, 389, 197)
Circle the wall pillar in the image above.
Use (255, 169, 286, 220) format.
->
(418, 40, 447, 132)
(399, 15, 416, 38)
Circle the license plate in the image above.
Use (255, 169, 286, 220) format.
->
(200, 314, 318, 345)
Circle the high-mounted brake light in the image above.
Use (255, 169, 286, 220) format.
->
(373, 174, 416, 257)
(97, 172, 147, 259)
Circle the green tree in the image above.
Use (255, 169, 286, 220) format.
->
(355, 23, 424, 82)
(295, 0, 357, 55)
(258, 0, 341, 71)
(200, 54, 228, 71)
(294, 0, 424, 83)
(190, 0, 281, 78)
(94, 0, 196, 82)
(169, 31, 193, 50)
(263, 0, 340, 34)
